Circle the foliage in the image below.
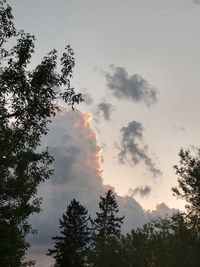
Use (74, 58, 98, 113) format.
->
(114, 148, 200, 267)
(92, 189, 124, 239)
(121, 213, 200, 267)
(47, 199, 91, 267)
(0, 220, 27, 267)
(88, 190, 124, 266)
(0, 0, 82, 265)
(172, 149, 200, 226)
(121, 225, 152, 267)
(47, 179, 200, 267)
(88, 236, 123, 267)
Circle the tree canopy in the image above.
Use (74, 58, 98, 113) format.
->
(172, 148, 200, 227)
(92, 189, 124, 239)
(48, 199, 91, 267)
(0, 0, 82, 265)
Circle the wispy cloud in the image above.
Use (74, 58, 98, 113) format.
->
(193, 0, 200, 5)
(116, 121, 162, 177)
(104, 65, 158, 107)
(129, 186, 151, 198)
(82, 92, 94, 105)
(173, 126, 186, 133)
(95, 101, 114, 122)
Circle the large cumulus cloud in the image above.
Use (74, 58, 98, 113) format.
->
(104, 65, 158, 107)
(27, 110, 175, 267)
(27, 110, 147, 266)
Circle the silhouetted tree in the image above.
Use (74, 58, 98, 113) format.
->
(88, 236, 123, 267)
(0, 220, 27, 266)
(121, 213, 200, 267)
(120, 224, 152, 267)
(87, 150, 200, 267)
(118, 147, 200, 267)
(172, 149, 200, 227)
(93, 190, 124, 239)
(0, 0, 82, 265)
(88, 190, 124, 266)
(47, 199, 91, 267)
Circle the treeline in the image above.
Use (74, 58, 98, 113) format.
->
(47, 190, 123, 267)
(48, 165, 200, 267)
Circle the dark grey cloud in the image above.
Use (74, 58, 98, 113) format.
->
(193, 0, 200, 4)
(95, 101, 114, 122)
(129, 186, 151, 198)
(82, 92, 94, 105)
(173, 126, 186, 133)
(104, 65, 158, 107)
(117, 121, 162, 177)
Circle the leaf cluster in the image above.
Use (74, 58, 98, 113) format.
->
(0, 0, 83, 265)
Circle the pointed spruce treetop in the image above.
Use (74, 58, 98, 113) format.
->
(93, 189, 124, 239)
(48, 199, 91, 267)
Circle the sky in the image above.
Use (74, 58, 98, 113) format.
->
(8, 0, 200, 266)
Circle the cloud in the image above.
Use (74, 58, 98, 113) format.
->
(95, 101, 114, 122)
(104, 65, 158, 107)
(26, 111, 176, 267)
(147, 203, 179, 221)
(173, 126, 186, 133)
(50, 146, 80, 184)
(129, 186, 151, 198)
(82, 92, 94, 105)
(193, 0, 200, 5)
(116, 121, 162, 177)
(28, 110, 152, 266)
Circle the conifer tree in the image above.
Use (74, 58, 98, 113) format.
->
(88, 190, 124, 266)
(93, 189, 124, 239)
(47, 199, 91, 267)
